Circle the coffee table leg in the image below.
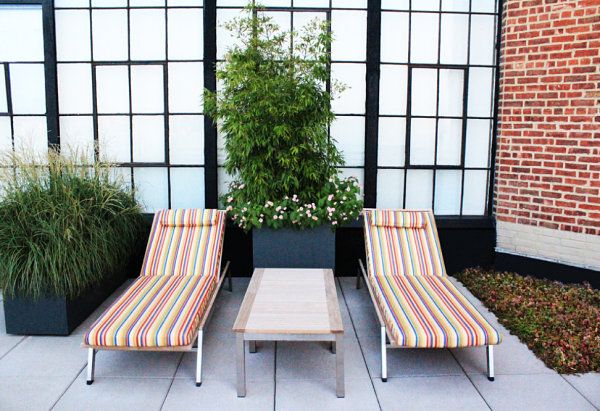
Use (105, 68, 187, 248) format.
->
(236, 334, 246, 397)
(335, 334, 344, 398)
(249, 340, 256, 353)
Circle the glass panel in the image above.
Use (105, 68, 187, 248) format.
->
(217, 9, 244, 60)
(0, 6, 44, 62)
(55, 0, 90, 7)
(168, 8, 203, 60)
(55, 10, 91, 62)
(217, 0, 246, 4)
(130, 9, 166, 61)
(467, 67, 493, 117)
(379, 65, 407, 115)
(411, 68, 437, 116)
(465, 119, 491, 168)
(132, 116, 165, 163)
(377, 169, 404, 209)
(91, 0, 127, 7)
(96, 65, 130, 114)
(58, 63, 93, 115)
(109, 166, 132, 189)
(332, 0, 367, 8)
(437, 119, 462, 165)
(260, 0, 291, 5)
(0, 66, 7, 113)
(262, 11, 290, 33)
(131, 0, 165, 6)
(339, 168, 364, 200)
(441, 0, 469, 11)
(131, 65, 164, 114)
(378, 117, 405, 167)
(434, 170, 461, 215)
(134, 167, 169, 213)
(169, 0, 203, 5)
(440, 14, 468, 65)
(412, 0, 439, 11)
(168, 62, 204, 113)
(0, 117, 12, 152)
(169, 115, 204, 165)
(381, 0, 409, 10)
(471, 0, 496, 13)
(462, 170, 488, 215)
(92, 10, 128, 61)
(409, 118, 435, 165)
(438, 69, 463, 117)
(217, 129, 226, 166)
(59, 116, 94, 159)
(331, 63, 365, 114)
(12, 116, 47, 155)
(330, 116, 364, 167)
(170, 167, 205, 209)
(98, 115, 130, 163)
(410, 13, 438, 63)
(294, 0, 329, 7)
(217, 166, 234, 200)
(332, 10, 367, 62)
(470, 15, 495, 66)
(405, 169, 433, 209)
(380, 12, 408, 63)
(9, 64, 46, 115)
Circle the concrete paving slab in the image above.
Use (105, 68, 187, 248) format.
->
(563, 373, 600, 408)
(0, 375, 73, 411)
(0, 303, 26, 359)
(92, 350, 182, 379)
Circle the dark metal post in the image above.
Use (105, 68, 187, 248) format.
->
(204, 0, 218, 208)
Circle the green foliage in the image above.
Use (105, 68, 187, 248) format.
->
(0, 149, 145, 300)
(205, 2, 362, 230)
(454, 268, 600, 374)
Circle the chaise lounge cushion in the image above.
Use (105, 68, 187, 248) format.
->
(84, 274, 216, 348)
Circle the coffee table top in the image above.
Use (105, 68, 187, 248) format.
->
(233, 268, 343, 335)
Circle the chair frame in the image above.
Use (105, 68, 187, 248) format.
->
(83, 261, 232, 387)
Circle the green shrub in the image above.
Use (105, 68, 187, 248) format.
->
(0, 149, 145, 300)
(454, 268, 600, 374)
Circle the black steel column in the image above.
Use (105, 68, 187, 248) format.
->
(204, 0, 218, 208)
(42, 0, 59, 148)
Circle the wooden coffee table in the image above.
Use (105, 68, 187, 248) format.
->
(233, 268, 344, 397)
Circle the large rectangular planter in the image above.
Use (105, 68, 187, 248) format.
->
(252, 225, 335, 269)
(3, 274, 125, 336)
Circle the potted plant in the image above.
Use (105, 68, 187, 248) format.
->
(0, 149, 145, 335)
(204, 2, 362, 269)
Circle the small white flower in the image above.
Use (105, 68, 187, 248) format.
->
(328, 194, 334, 201)
(276, 206, 282, 211)
(259, 218, 263, 223)
(346, 187, 351, 192)
(239, 184, 245, 189)
(227, 196, 233, 203)
(312, 216, 318, 220)
(273, 215, 278, 219)
(279, 215, 283, 219)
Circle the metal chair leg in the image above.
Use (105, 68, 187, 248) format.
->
(86, 348, 96, 385)
(196, 330, 203, 386)
(486, 345, 495, 381)
(381, 326, 387, 382)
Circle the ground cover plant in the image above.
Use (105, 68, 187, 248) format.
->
(454, 268, 600, 374)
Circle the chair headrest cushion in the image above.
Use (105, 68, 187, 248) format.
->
(158, 209, 219, 227)
(370, 210, 426, 228)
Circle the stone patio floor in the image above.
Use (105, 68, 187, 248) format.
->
(1, 276, 599, 410)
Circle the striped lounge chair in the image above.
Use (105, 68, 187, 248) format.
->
(83, 209, 230, 387)
(357, 209, 501, 382)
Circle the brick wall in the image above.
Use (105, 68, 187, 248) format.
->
(495, 0, 600, 270)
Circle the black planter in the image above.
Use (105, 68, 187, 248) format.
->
(3, 273, 126, 336)
(252, 225, 335, 270)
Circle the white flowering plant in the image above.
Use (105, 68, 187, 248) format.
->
(223, 174, 362, 232)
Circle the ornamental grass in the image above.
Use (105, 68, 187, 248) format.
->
(454, 268, 600, 374)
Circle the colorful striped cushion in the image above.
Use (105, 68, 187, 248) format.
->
(141, 209, 225, 277)
(84, 274, 216, 347)
(371, 210, 425, 228)
(369, 273, 501, 347)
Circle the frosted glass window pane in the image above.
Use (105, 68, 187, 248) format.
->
(332, 11, 367, 62)
(331, 64, 365, 115)
(339, 168, 364, 200)
(131, 66, 164, 114)
(92, 0, 127, 7)
(411, 68, 437, 116)
(59, 116, 94, 159)
(55, 0, 90, 7)
(405, 170, 433, 209)
(168, 63, 203, 113)
(0, 66, 7, 113)
(171, 168, 205, 209)
(131, 0, 165, 6)
(378, 117, 405, 167)
(442, 0, 469, 11)
(217, 130, 226, 166)
(292, 12, 326, 35)
(379, 65, 407, 115)
(410, 13, 439, 64)
(217, 9, 244, 60)
(470, 15, 495, 66)
(168, 9, 203, 60)
(58, 64, 93, 114)
(0, 117, 12, 152)
(294, 0, 328, 7)
(412, 0, 439, 11)
(9, 64, 46, 115)
(217, 0, 246, 6)
(261, 11, 290, 50)
(381, 12, 408, 63)
(169, 0, 203, 5)
(96, 66, 130, 114)
(12, 116, 47, 155)
(55, 10, 91, 62)
(132, 116, 165, 163)
(134, 167, 169, 213)
(377, 169, 404, 209)
(437, 119, 462, 165)
(0, 6, 43, 62)
(332, 0, 366, 8)
(471, 0, 496, 13)
(109, 166, 132, 190)
(410, 119, 435, 165)
(381, 0, 409, 10)
(438, 69, 464, 117)
(92, 10, 128, 61)
(467, 68, 493, 117)
(440, 14, 468, 65)
(98, 115, 130, 163)
(330, 116, 364, 167)
(217, 166, 234, 200)
(462, 170, 488, 215)
(130, 9, 166, 61)
(434, 170, 461, 215)
(465, 119, 491, 168)
(169, 115, 204, 165)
